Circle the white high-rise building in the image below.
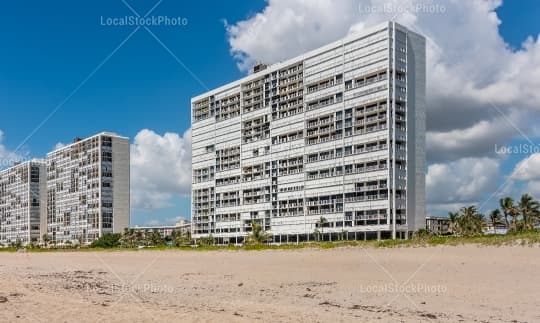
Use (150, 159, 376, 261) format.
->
(45, 132, 130, 244)
(0, 160, 47, 246)
(191, 22, 425, 243)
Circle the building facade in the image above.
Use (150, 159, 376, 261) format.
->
(132, 219, 191, 240)
(425, 216, 451, 235)
(191, 22, 425, 243)
(46, 132, 130, 244)
(0, 160, 47, 246)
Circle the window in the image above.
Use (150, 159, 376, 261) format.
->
(101, 137, 112, 147)
(102, 212, 113, 228)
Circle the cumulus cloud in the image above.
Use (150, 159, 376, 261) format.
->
(226, 0, 540, 161)
(167, 216, 190, 224)
(525, 181, 540, 199)
(511, 153, 540, 181)
(140, 216, 190, 227)
(427, 117, 517, 162)
(226, 0, 360, 71)
(426, 157, 500, 212)
(130, 128, 192, 210)
(225, 0, 540, 213)
(143, 219, 162, 227)
(0, 130, 25, 170)
(53, 142, 66, 150)
(510, 153, 540, 199)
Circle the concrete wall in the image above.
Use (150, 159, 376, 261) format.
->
(112, 136, 130, 233)
(404, 25, 426, 232)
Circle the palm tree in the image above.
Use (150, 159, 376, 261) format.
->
(120, 228, 129, 247)
(461, 206, 484, 236)
(500, 197, 518, 230)
(449, 207, 484, 237)
(42, 234, 50, 248)
(246, 221, 270, 244)
(316, 216, 328, 240)
(149, 229, 163, 246)
(120, 228, 137, 248)
(518, 194, 540, 231)
(488, 209, 502, 231)
(77, 235, 84, 246)
(313, 228, 321, 242)
(135, 230, 143, 246)
(199, 234, 215, 246)
(448, 211, 460, 235)
(172, 229, 191, 247)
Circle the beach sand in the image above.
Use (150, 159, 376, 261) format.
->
(1, 245, 539, 322)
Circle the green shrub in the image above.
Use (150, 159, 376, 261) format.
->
(413, 228, 433, 240)
(90, 233, 121, 248)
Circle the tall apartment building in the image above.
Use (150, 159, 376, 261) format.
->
(46, 132, 130, 244)
(191, 22, 425, 243)
(0, 160, 47, 246)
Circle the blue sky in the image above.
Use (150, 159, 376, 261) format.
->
(1, 0, 540, 225)
(1, 0, 267, 225)
(0, 0, 265, 148)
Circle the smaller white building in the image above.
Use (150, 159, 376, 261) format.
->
(46, 132, 130, 245)
(132, 219, 191, 239)
(0, 160, 47, 246)
(425, 216, 451, 235)
(484, 223, 508, 235)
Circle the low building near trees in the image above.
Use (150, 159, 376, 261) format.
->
(483, 223, 508, 235)
(132, 219, 191, 239)
(425, 216, 451, 235)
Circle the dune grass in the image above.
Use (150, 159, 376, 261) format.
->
(2, 230, 539, 253)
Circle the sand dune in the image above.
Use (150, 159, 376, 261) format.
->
(1, 245, 539, 322)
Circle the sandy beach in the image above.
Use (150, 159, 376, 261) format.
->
(1, 245, 539, 322)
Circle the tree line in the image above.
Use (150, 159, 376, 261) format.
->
(27, 193, 540, 249)
(89, 227, 193, 248)
(448, 193, 540, 237)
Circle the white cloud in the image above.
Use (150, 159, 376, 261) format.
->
(426, 117, 517, 161)
(426, 202, 467, 216)
(226, 0, 540, 160)
(226, 0, 360, 71)
(54, 142, 66, 150)
(130, 128, 192, 210)
(426, 157, 500, 209)
(140, 216, 190, 227)
(143, 219, 162, 227)
(525, 181, 540, 199)
(0, 130, 25, 170)
(166, 216, 190, 224)
(511, 153, 540, 181)
(225, 0, 540, 214)
(510, 153, 540, 200)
